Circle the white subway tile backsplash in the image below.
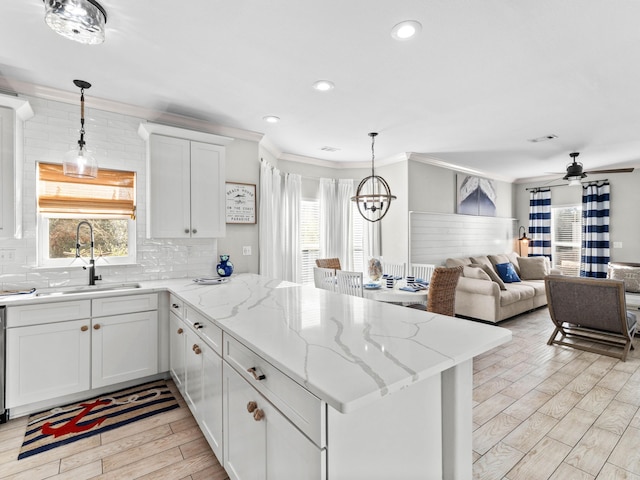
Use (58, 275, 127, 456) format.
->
(1, 94, 219, 292)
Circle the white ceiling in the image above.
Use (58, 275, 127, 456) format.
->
(2, 0, 640, 182)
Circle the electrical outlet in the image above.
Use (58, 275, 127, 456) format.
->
(0, 249, 16, 264)
(242, 246, 252, 256)
(613, 242, 623, 248)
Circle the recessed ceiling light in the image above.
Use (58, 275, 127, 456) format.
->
(263, 115, 280, 124)
(391, 20, 422, 41)
(312, 80, 335, 92)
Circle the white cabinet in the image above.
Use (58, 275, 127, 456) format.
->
(6, 319, 91, 408)
(139, 122, 232, 239)
(0, 96, 33, 239)
(5, 293, 159, 411)
(223, 362, 325, 480)
(168, 297, 223, 460)
(91, 311, 158, 388)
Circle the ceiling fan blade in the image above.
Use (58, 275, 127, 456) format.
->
(584, 167, 635, 174)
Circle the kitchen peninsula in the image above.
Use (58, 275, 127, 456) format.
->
(1, 274, 510, 479)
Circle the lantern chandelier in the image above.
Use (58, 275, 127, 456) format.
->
(63, 80, 98, 178)
(43, 0, 108, 45)
(351, 132, 396, 222)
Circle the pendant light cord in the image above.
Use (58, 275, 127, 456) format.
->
(78, 87, 86, 150)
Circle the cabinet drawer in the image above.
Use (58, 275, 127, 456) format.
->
(169, 294, 184, 319)
(6, 300, 91, 327)
(92, 293, 158, 317)
(224, 334, 325, 447)
(185, 306, 222, 356)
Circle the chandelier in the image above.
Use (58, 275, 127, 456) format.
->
(63, 80, 98, 178)
(43, 0, 108, 45)
(351, 132, 396, 222)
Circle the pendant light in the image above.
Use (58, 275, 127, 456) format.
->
(351, 132, 396, 222)
(43, 0, 108, 45)
(64, 80, 98, 179)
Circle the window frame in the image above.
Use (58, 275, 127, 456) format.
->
(550, 203, 582, 276)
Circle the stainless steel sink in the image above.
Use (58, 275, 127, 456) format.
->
(35, 282, 142, 297)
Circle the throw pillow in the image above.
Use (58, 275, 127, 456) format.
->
(470, 255, 494, 271)
(518, 256, 547, 280)
(608, 263, 640, 293)
(463, 265, 492, 282)
(469, 263, 507, 290)
(506, 252, 522, 275)
(488, 254, 519, 276)
(495, 262, 521, 283)
(445, 257, 472, 267)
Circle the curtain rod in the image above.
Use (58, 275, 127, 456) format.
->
(525, 179, 609, 191)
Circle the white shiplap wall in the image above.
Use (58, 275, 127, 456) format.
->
(409, 212, 517, 266)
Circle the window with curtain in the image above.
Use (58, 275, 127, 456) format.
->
(37, 162, 137, 266)
(551, 205, 582, 276)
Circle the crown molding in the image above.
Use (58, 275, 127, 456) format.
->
(279, 151, 409, 169)
(408, 152, 516, 183)
(3, 78, 263, 143)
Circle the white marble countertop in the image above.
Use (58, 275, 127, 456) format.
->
(1, 273, 511, 413)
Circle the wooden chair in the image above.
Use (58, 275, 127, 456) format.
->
(411, 263, 435, 282)
(313, 267, 336, 292)
(315, 258, 341, 270)
(335, 270, 364, 297)
(383, 262, 406, 278)
(545, 275, 637, 361)
(413, 266, 463, 316)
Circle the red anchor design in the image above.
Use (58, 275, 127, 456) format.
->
(41, 398, 111, 438)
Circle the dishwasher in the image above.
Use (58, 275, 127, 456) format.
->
(0, 306, 5, 423)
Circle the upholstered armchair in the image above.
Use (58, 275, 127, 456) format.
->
(545, 275, 637, 361)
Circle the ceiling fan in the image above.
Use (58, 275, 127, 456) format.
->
(561, 152, 634, 185)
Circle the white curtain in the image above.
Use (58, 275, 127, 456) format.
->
(259, 160, 301, 282)
(319, 178, 354, 270)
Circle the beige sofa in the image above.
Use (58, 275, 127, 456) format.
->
(445, 252, 558, 323)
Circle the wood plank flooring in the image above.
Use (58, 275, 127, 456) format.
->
(1, 306, 639, 479)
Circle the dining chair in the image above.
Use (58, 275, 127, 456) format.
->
(335, 270, 364, 297)
(315, 258, 342, 270)
(313, 267, 336, 292)
(383, 262, 406, 278)
(411, 263, 436, 282)
(425, 266, 463, 316)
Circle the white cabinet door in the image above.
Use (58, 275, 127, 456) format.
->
(148, 135, 191, 238)
(190, 141, 225, 238)
(91, 311, 158, 388)
(223, 362, 324, 480)
(148, 135, 226, 239)
(224, 362, 266, 480)
(0, 107, 14, 237)
(6, 319, 91, 408)
(184, 327, 203, 416)
(169, 312, 186, 392)
(201, 343, 223, 461)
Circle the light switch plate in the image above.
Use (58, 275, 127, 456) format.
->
(243, 246, 252, 255)
(613, 242, 623, 248)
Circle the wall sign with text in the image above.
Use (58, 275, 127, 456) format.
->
(225, 182, 256, 224)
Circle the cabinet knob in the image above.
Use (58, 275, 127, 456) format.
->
(172, 303, 180, 309)
(81, 325, 89, 332)
(193, 322, 203, 329)
(192, 343, 199, 351)
(184, 228, 190, 234)
(253, 409, 265, 421)
(192, 228, 197, 234)
(194, 347, 202, 355)
(247, 401, 257, 413)
(247, 367, 266, 381)
(177, 328, 183, 334)
(93, 324, 101, 330)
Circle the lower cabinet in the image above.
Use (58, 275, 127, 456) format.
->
(6, 319, 91, 408)
(169, 303, 223, 461)
(91, 311, 158, 388)
(222, 362, 325, 480)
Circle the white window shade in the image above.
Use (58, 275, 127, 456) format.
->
(552, 205, 582, 276)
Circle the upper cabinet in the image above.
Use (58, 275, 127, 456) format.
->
(138, 123, 233, 239)
(0, 94, 34, 239)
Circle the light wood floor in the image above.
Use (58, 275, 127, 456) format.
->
(2, 307, 639, 479)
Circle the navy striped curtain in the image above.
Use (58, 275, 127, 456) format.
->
(528, 189, 551, 259)
(580, 182, 610, 278)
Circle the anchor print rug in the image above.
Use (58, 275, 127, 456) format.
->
(18, 380, 179, 460)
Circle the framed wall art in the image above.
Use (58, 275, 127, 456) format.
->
(456, 174, 497, 217)
(225, 182, 256, 224)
